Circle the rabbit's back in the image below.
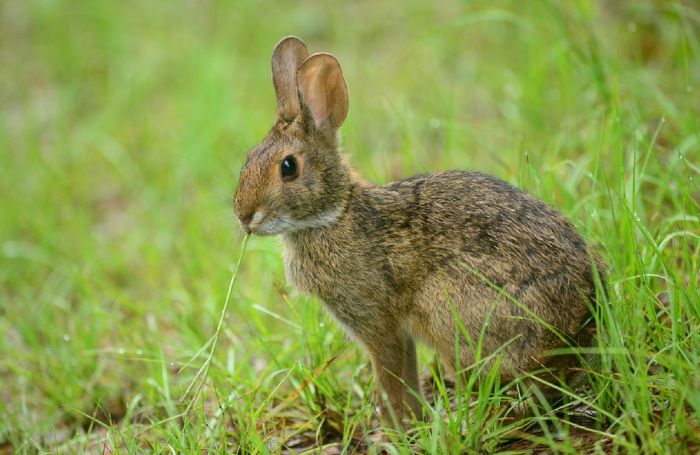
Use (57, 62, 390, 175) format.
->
(353, 171, 597, 301)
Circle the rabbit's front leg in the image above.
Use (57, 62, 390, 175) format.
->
(367, 329, 423, 426)
(403, 335, 424, 421)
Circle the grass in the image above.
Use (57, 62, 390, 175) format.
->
(1, 0, 699, 452)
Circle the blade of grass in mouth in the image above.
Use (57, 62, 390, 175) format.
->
(181, 234, 250, 413)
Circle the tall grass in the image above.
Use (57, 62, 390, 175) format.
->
(1, 0, 698, 452)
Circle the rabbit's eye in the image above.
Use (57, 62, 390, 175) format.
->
(281, 155, 298, 181)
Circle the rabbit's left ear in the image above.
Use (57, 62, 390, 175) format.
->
(297, 53, 349, 133)
(271, 36, 309, 122)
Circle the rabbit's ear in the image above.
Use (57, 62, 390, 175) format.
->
(297, 53, 348, 132)
(271, 36, 309, 122)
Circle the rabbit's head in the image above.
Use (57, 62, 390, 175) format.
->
(234, 36, 351, 235)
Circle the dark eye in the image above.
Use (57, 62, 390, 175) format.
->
(281, 155, 298, 181)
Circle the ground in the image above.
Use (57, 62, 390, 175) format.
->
(1, 1, 699, 453)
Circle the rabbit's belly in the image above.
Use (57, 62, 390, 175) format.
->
(404, 267, 574, 376)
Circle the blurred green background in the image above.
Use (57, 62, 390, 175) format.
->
(1, 0, 698, 452)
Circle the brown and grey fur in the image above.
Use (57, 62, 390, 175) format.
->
(234, 36, 606, 425)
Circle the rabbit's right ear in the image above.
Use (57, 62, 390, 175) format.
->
(297, 53, 349, 134)
(271, 36, 309, 122)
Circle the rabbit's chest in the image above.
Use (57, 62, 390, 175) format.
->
(284, 251, 339, 298)
(282, 235, 388, 309)
(283, 241, 351, 296)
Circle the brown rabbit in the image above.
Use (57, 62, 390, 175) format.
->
(234, 36, 605, 425)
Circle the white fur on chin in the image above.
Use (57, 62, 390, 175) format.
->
(252, 206, 342, 236)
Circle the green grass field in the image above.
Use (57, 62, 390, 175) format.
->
(1, 0, 699, 453)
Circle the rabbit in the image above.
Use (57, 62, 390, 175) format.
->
(233, 36, 606, 425)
